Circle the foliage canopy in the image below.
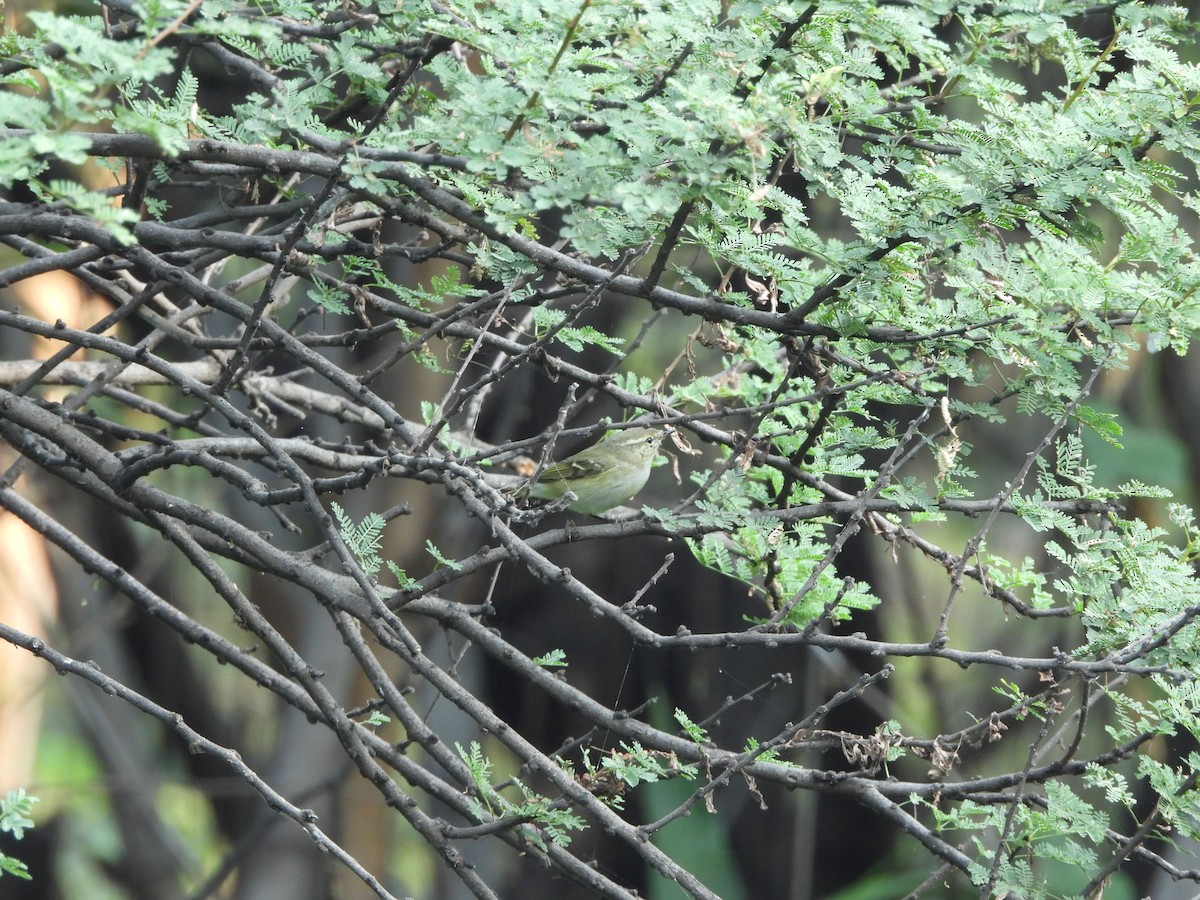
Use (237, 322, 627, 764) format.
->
(4, 0, 1200, 897)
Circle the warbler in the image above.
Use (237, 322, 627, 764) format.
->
(523, 426, 665, 515)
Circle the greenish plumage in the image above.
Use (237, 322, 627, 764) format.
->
(525, 427, 664, 514)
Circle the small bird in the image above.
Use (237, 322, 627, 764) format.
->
(522, 426, 665, 515)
